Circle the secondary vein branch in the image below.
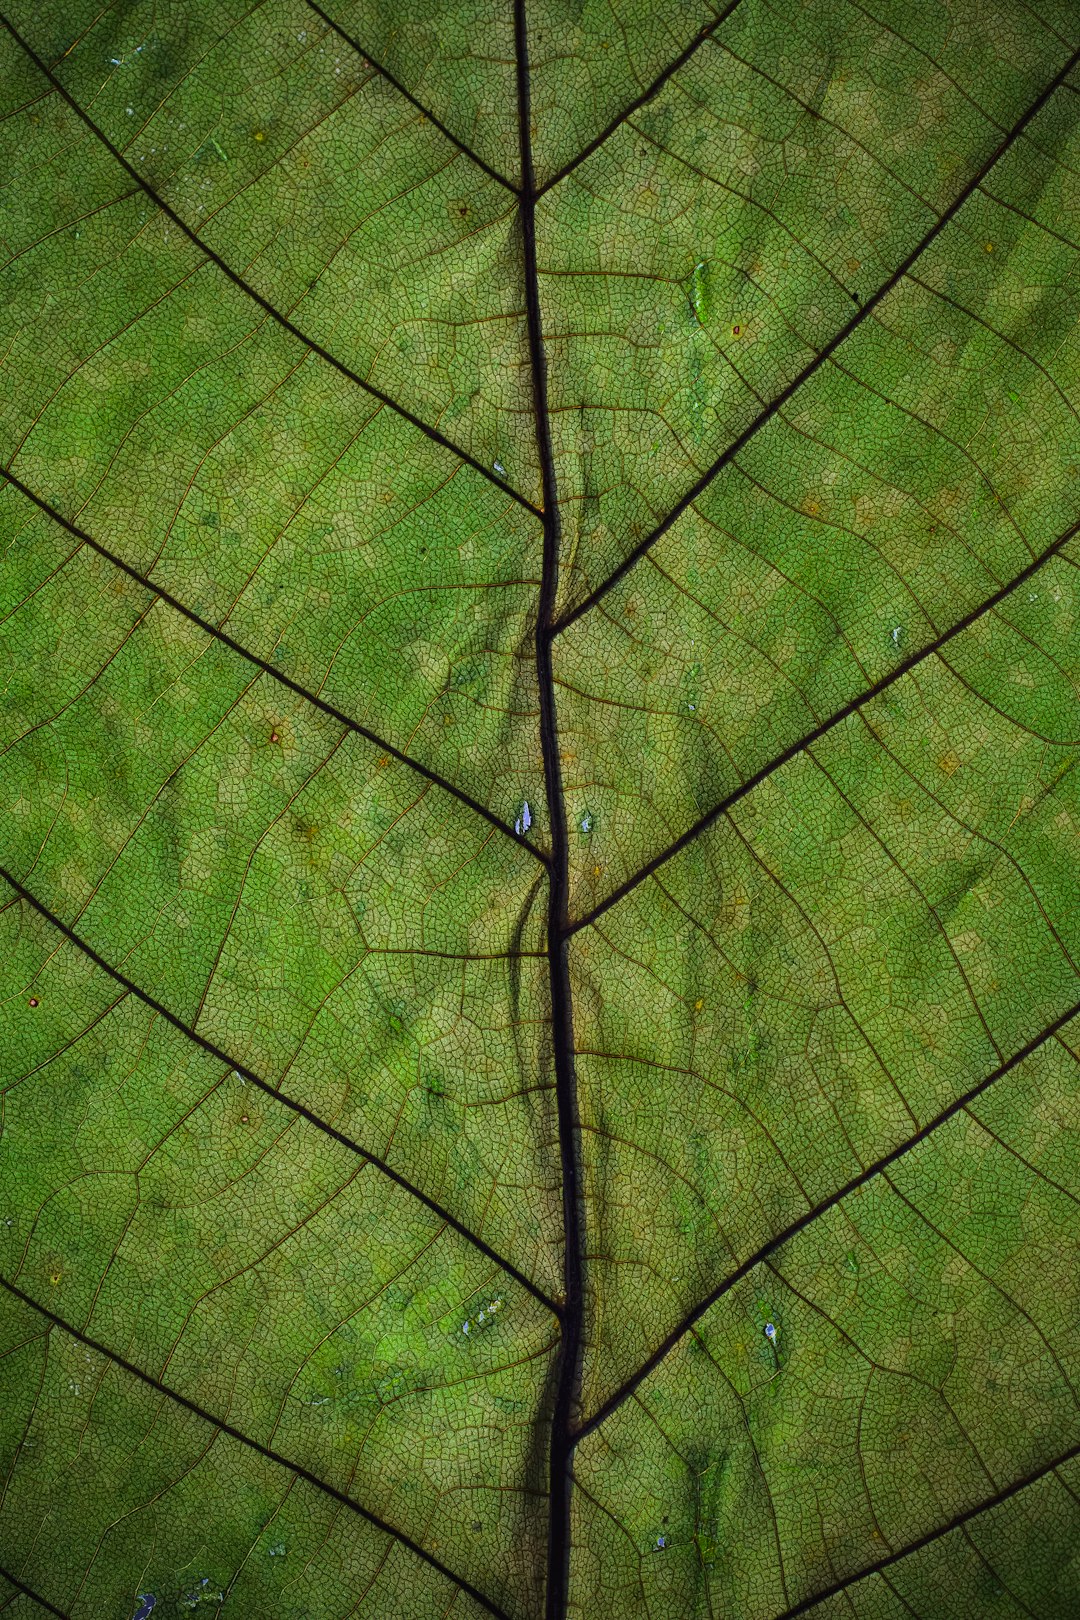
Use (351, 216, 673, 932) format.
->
(574, 989, 1080, 1441)
(0, 863, 559, 1316)
(2, 465, 546, 867)
(0, 14, 541, 520)
(566, 512, 1080, 933)
(305, 0, 521, 194)
(0, 1273, 513, 1620)
(772, 1433, 1080, 1617)
(553, 43, 1080, 633)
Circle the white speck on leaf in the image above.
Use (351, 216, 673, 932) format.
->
(764, 1321, 777, 1341)
(493, 461, 506, 475)
(515, 801, 532, 836)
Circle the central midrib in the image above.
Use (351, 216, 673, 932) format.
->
(513, 6, 585, 1618)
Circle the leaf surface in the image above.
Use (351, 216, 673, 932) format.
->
(1, 1, 1079, 1616)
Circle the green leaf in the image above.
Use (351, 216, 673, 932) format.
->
(1, 2, 1079, 1616)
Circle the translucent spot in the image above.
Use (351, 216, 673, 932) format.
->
(690, 260, 711, 324)
(126, 107, 134, 116)
(304, 1393, 329, 1407)
(460, 1296, 505, 1338)
(493, 461, 506, 475)
(890, 626, 904, 648)
(514, 801, 532, 836)
(655, 1535, 666, 1550)
(133, 1596, 156, 1620)
(67, 1380, 81, 1394)
(180, 1578, 224, 1610)
(268, 1543, 286, 1559)
(764, 1321, 777, 1341)
(580, 812, 593, 834)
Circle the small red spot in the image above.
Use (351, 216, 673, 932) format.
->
(28, 997, 38, 1008)
(732, 325, 740, 336)
(240, 1115, 249, 1124)
(270, 731, 280, 744)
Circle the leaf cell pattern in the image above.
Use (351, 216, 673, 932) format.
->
(0, 1, 1079, 1616)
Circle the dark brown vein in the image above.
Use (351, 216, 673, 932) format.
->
(566, 512, 1080, 935)
(772, 1434, 1080, 1617)
(1, 465, 546, 866)
(534, 0, 746, 197)
(0, 862, 560, 1317)
(513, 7, 584, 1618)
(0, 1567, 69, 1620)
(0, 13, 541, 520)
(0, 1274, 513, 1620)
(573, 988, 1080, 1441)
(552, 44, 1080, 634)
(305, 0, 520, 194)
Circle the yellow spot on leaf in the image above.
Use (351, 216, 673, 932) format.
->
(939, 751, 961, 776)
